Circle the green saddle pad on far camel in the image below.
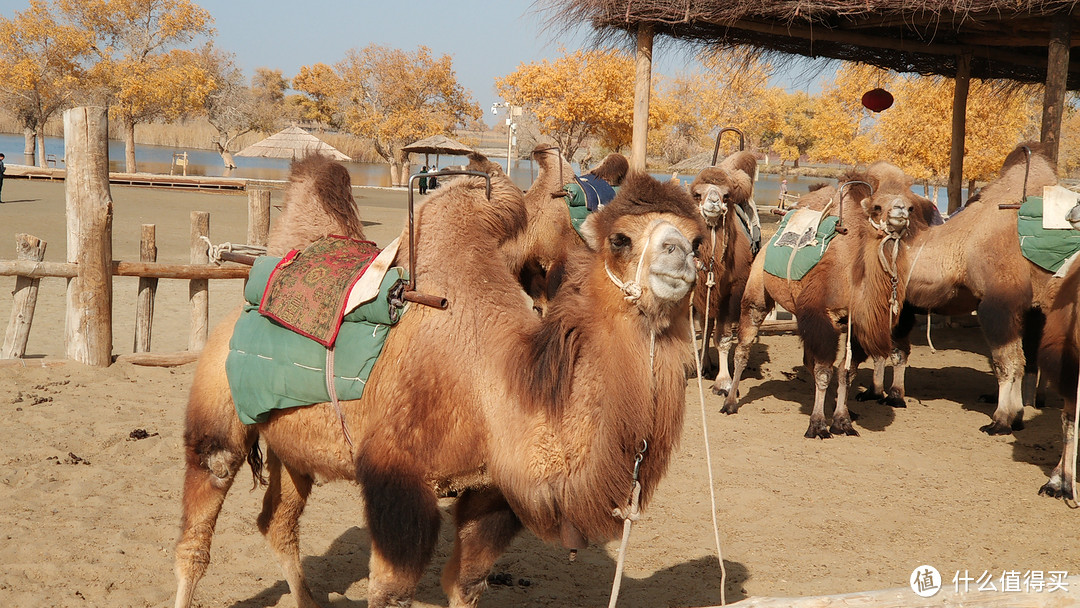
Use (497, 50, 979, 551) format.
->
(763, 208, 841, 280)
(1017, 196, 1080, 273)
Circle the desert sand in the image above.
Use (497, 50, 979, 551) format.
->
(0, 177, 1078, 607)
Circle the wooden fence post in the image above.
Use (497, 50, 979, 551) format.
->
(248, 189, 271, 247)
(63, 106, 113, 366)
(189, 211, 209, 351)
(2, 234, 47, 358)
(134, 224, 157, 353)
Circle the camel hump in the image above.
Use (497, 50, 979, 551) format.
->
(719, 150, 758, 182)
(267, 155, 364, 256)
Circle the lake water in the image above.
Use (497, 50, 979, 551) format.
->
(0, 133, 954, 213)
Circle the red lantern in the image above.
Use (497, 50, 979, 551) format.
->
(861, 88, 894, 112)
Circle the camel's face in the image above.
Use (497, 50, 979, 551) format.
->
(1067, 203, 1080, 231)
(606, 213, 703, 305)
(693, 182, 731, 226)
(863, 193, 913, 235)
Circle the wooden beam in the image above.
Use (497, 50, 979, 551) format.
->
(115, 351, 200, 367)
(948, 52, 971, 214)
(630, 24, 654, 172)
(0, 260, 250, 280)
(2, 234, 47, 358)
(63, 106, 113, 367)
(248, 189, 271, 247)
(1040, 14, 1072, 168)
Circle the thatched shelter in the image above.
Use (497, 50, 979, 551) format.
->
(547, 0, 1077, 210)
(236, 126, 351, 162)
(401, 134, 475, 168)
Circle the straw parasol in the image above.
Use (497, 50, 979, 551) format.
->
(236, 126, 351, 162)
(402, 134, 475, 168)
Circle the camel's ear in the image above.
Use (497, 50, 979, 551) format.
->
(578, 214, 603, 251)
(859, 196, 872, 214)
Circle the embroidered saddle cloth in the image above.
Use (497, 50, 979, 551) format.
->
(763, 207, 841, 280)
(1017, 196, 1080, 274)
(225, 238, 408, 425)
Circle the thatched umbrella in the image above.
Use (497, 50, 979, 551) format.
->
(236, 126, 351, 162)
(669, 151, 715, 173)
(401, 134, 475, 168)
(549, 0, 1078, 211)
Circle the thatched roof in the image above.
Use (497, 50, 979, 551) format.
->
(401, 134, 475, 156)
(236, 126, 351, 161)
(549, 0, 1080, 88)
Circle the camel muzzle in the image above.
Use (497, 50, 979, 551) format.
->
(1067, 202, 1080, 231)
(647, 222, 697, 303)
(885, 204, 910, 233)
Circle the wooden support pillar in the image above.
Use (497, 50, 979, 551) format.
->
(247, 189, 271, 247)
(948, 52, 972, 214)
(63, 106, 113, 366)
(3, 234, 47, 358)
(630, 24, 654, 172)
(189, 211, 209, 351)
(1040, 13, 1071, 169)
(134, 224, 157, 353)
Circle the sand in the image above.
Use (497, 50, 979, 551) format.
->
(1, 178, 1078, 607)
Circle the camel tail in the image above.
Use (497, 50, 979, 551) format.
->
(247, 437, 267, 489)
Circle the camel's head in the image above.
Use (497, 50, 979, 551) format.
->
(588, 153, 630, 186)
(1067, 202, 1080, 231)
(581, 173, 706, 317)
(858, 162, 933, 237)
(689, 152, 755, 227)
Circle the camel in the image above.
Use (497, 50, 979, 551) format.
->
(173, 156, 707, 608)
(722, 162, 935, 438)
(1036, 202, 1080, 500)
(266, 154, 366, 256)
(688, 150, 760, 396)
(870, 143, 1059, 434)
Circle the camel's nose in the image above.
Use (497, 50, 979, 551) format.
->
(886, 200, 910, 232)
(648, 222, 697, 302)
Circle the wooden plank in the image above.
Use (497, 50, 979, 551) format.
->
(63, 106, 113, 367)
(189, 211, 209, 351)
(948, 52, 971, 214)
(0, 259, 250, 280)
(630, 24, 654, 172)
(115, 351, 200, 367)
(2, 234, 47, 358)
(134, 224, 157, 353)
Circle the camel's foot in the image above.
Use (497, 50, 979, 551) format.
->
(1038, 473, 1074, 501)
(979, 420, 1015, 435)
(720, 398, 741, 415)
(710, 381, 735, 398)
(882, 394, 907, 408)
(855, 390, 885, 402)
(829, 417, 860, 437)
(805, 418, 832, 439)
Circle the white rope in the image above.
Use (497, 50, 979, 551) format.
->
(689, 302, 728, 606)
(1070, 354, 1080, 508)
(926, 313, 937, 353)
(604, 223, 658, 303)
(198, 236, 268, 265)
(608, 481, 641, 608)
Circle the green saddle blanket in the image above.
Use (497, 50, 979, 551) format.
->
(1018, 196, 1080, 273)
(763, 210, 841, 280)
(226, 256, 408, 425)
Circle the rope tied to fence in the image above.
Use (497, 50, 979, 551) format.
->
(199, 237, 268, 265)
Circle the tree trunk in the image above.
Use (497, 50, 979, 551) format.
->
(35, 125, 46, 168)
(22, 128, 35, 165)
(124, 118, 137, 173)
(793, 157, 800, 169)
(215, 141, 237, 169)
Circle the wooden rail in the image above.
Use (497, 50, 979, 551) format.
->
(0, 259, 250, 280)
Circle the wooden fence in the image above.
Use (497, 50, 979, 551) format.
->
(0, 107, 271, 367)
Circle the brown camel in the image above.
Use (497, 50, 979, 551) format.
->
(723, 162, 935, 438)
(266, 154, 366, 256)
(1036, 204, 1080, 500)
(873, 143, 1059, 435)
(173, 157, 706, 607)
(688, 150, 759, 395)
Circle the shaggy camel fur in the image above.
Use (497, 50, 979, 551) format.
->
(723, 162, 935, 438)
(689, 150, 759, 396)
(878, 143, 1059, 435)
(266, 154, 365, 256)
(173, 157, 706, 608)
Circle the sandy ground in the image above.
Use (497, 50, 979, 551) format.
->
(1, 178, 1079, 607)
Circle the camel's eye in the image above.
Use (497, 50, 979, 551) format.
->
(609, 233, 631, 251)
(692, 237, 703, 256)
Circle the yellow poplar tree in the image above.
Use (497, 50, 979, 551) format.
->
(0, 0, 92, 166)
(61, 0, 216, 172)
(495, 48, 665, 162)
(291, 63, 344, 129)
(808, 64, 893, 165)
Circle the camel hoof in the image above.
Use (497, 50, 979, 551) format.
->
(804, 421, 832, 439)
(712, 387, 729, 397)
(829, 420, 860, 436)
(1038, 481, 1074, 501)
(882, 395, 907, 408)
(855, 390, 885, 402)
(719, 402, 740, 415)
(1012, 418, 1025, 431)
(979, 421, 1014, 435)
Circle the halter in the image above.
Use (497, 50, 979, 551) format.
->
(603, 220, 661, 305)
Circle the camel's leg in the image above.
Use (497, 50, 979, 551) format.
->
(881, 342, 910, 408)
(359, 464, 442, 608)
(806, 360, 834, 439)
(1039, 402, 1077, 500)
(982, 339, 1027, 435)
(174, 419, 257, 608)
(256, 450, 317, 608)
(831, 342, 864, 437)
(723, 299, 771, 414)
(441, 488, 524, 608)
(710, 322, 738, 396)
(860, 357, 889, 403)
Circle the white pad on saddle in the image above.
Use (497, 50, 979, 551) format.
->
(1043, 185, 1080, 230)
(774, 208, 825, 249)
(343, 236, 402, 314)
